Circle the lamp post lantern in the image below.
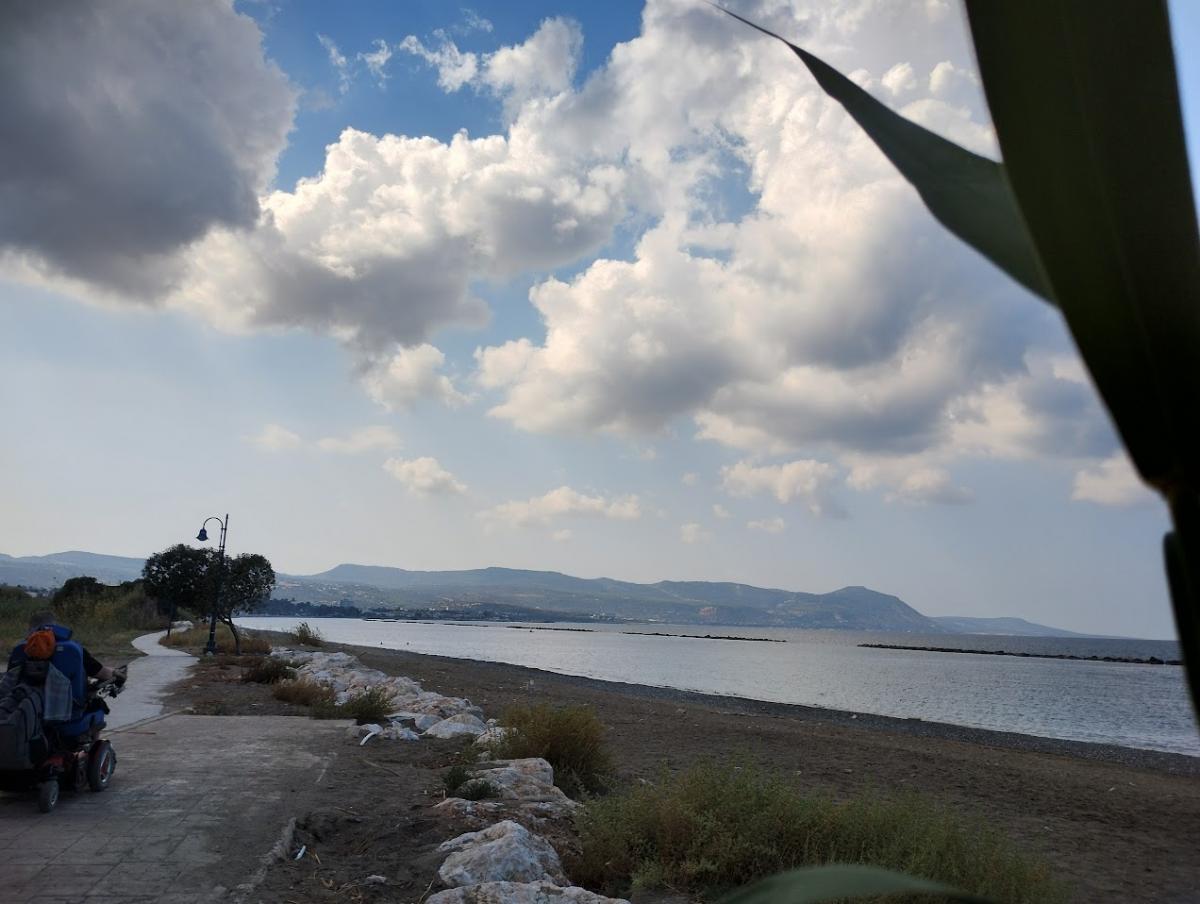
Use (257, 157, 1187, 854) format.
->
(196, 514, 229, 656)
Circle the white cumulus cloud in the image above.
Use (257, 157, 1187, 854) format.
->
(249, 423, 303, 452)
(383, 456, 467, 495)
(480, 486, 641, 529)
(747, 517, 786, 533)
(316, 425, 401, 454)
(1072, 454, 1152, 507)
(361, 345, 469, 410)
(721, 460, 843, 517)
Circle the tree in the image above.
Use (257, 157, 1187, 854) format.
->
(142, 544, 215, 621)
(142, 545, 275, 654)
(219, 553, 275, 654)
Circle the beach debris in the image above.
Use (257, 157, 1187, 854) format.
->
(363, 874, 387, 885)
(389, 711, 443, 732)
(427, 881, 630, 903)
(293, 845, 307, 861)
(474, 724, 513, 747)
(359, 724, 383, 746)
(437, 820, 566, 888)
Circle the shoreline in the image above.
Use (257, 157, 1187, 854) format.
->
(204, 632, 1200, 902)
(322, 638, 1199, 775)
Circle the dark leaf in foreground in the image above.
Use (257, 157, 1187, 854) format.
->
(964, 0, 1200, 712)
(713, 4, 1051, 303)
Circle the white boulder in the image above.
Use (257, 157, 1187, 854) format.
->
(472, 759, 576, 811)
(425, 713, 489, 739)
(427, 882, 629, 904)
(437, 821, 565, 888)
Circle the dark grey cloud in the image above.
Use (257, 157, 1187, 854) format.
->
(0, 0, 294, 297)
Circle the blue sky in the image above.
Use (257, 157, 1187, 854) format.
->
(1, 1, 1196, 637)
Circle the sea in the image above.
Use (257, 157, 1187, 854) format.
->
(237, 616, 1200, 757)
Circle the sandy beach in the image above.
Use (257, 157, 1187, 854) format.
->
(169, 638, 1200, 902)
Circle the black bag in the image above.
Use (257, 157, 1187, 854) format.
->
(0, 668, 47, 770)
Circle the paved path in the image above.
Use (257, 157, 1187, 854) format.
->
(0, 714, 350, 903)
(108, 631, 195, 730)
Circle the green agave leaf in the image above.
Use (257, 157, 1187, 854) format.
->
(714, 4, 1051, 304)
(720, 864, 993, 904)
(963, 0, 1200, 495)
(964, 1, 1200, 708)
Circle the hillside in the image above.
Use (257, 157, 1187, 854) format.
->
(281, 565, 941, 631)
(930, 616, 1091, 638)
(0, 549, 1081, 636)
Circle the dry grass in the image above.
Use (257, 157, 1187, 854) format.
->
(291, 621, 324, 646)
(311, 685, 394, 724)
(571, 761, 1068, 903)
(242, 656, 296, 684)
(490, 703, 612, 798)
(272, 678, 336, 707)
(161, 623, 271, 654)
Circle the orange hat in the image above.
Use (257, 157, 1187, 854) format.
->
(24, 628, 56, 660)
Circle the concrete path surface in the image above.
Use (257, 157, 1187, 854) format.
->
(0, 714, 350, 903)
(107, 631, 196, 730)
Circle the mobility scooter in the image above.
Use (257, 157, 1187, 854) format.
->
(0, 632, 125, 813)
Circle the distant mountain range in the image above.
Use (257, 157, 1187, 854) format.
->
(1, 550, 1089, 636)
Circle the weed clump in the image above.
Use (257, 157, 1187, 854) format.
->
(272, 678, 336, 707)
(444, 764, 471, 795)
(311, 685, 394, 725)
(459, 779, 498, 801)
(570, 762, 1067, 903)
(242, 656, 295, 684)
(492, 703, 612, 798)
(291, 621, 324, 646)
(443, 764, 498, 801)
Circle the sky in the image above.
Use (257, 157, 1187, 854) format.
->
(1, 0, 1197, 638)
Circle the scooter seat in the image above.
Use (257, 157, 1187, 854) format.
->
(51, 710, 105, 740)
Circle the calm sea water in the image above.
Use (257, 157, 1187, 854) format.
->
(238, 616, 1199, 757)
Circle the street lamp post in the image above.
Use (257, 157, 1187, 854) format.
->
(196, 514, 229, 657)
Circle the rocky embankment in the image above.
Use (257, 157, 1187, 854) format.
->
(274, 648, 627, 903)
(859, 643, 1182, 665)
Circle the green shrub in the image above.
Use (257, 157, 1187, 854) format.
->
(291, 621, 324, 646)
(242, 657, 295, 684)
(311, 685, 394, 725)
(459, 779, 498, 801)
(492, 704, 612, 798)
(571, 762, 1067, 903)
(443, 764, 497, 801)
(444, 764, 471, 795)
(272, 678, 336, 707)
(1, 582, 164, 661)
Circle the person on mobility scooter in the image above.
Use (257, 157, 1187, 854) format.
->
(0, 612, 127, 812)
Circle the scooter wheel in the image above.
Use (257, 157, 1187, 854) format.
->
(37, 780, 59, 813)
(87, 741, 116, 791)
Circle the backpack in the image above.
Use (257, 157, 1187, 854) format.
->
(0, 667, 48, 770)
